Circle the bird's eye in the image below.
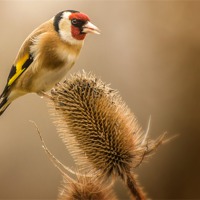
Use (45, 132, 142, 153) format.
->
(71, 19, 78, 25)
(71, 19, 85, 27)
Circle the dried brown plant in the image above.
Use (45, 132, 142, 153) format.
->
(48, 71, 166, 200)
(58, 174, 117, 200)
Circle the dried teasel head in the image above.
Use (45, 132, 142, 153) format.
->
(59, 174, 117, 200)
(49, 71, 167, 200)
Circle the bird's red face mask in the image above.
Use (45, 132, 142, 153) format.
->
(69, 12, 100, 40)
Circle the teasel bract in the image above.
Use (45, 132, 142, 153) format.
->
(49, 71, 166, 200)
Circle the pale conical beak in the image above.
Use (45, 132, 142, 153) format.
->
(82, 21, 100, 34)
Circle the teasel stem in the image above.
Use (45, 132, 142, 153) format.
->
(125, 172, 145, 200)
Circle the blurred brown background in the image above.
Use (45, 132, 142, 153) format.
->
(0, 0, 200, 199)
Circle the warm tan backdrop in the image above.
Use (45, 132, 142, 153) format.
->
(0, 0, 200, 199)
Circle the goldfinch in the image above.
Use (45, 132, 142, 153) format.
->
(0, 10, 100, 116)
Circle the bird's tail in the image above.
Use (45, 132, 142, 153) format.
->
(0, 87, 26, 116)
(0, 96, 11, 116)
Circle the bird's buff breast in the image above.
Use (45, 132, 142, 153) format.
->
(18, 53, 77, 93)
(34, 63, 73, 92)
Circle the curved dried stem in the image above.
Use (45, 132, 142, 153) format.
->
(29, 120, 75, 182)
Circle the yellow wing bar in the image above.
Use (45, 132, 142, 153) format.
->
(8, 53, 30, 86)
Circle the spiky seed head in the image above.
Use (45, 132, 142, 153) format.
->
(49, 71, 165, 181)
(58, 173, 117, 200)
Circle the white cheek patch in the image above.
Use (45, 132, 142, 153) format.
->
(59, 26, 83, 45)
(59, 26, 73, 42)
